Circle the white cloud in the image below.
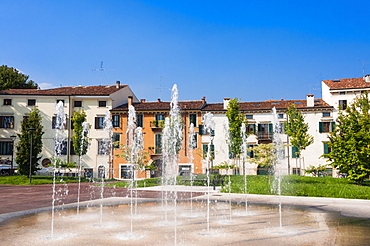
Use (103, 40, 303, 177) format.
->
(38, 82, 55, 89)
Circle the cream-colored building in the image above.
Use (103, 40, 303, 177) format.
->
(200, 96, 334, 176)
(0, 81, 138, 178)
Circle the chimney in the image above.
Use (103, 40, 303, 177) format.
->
(116, 81, 120, 88)
(157, 99, 161, 103)
(306, 94, 314, 107)
(223, 98, 230, 110)
(140, 99, 146, 103)
(128, 96, 133, 107)
(201, 96, 206, 104)
(364, 74, 370, 83)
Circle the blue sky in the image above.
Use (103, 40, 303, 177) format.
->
(1, 0, 370, 103)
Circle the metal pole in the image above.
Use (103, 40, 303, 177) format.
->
(28, 128, 35, 183)
(29, 131, 33, 183)
(10, 135, 16, 171)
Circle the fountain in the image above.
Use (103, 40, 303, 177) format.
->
(1, 87, 370, 245)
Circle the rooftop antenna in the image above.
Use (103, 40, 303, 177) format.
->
(308, 84, 320, 94)
(156, 76, 163, 100)
(92, 61, 108, 85)
(359, 60, 366, 77)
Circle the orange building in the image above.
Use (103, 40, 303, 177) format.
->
(111, 96, 207, 180)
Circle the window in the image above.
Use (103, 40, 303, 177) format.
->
(52, 116, 67, 129)
(339, 92, 346, 95)
(322, 112, 331, 117)
(136, 114, 143, 128)
(323, 142, 331, 155)
(28, 99, 36, 106)
(189, 114, 197, 127)
(56, 99, 65, 105)
(247, 124, 256, 134)
(0, 141, 12, 155)
(319, 122, 335, 133)
(98, 101, 107, 107)
(278, 123, 285, 134)
(98, 165, 105, 179)
(246, 115, 253, 119)
(198, 125, 214, 136)
(293, 168, 301, 175)
(3, 99, 12, 105)
(95, 117, 105, 129)
(155, 134, 162, 154)
(70, 141, 76, 155)
(247, 144, 257, 158)
(55, 140, 67, 155)
(202, 144, 215, 159)
(74, 101, 82, 107)
(112, 115, 120, 128)
(189, 134, 197, 149)
(0, 116, 14, 129)
(112, 133, 120, 148)
(278, 114, 284, 119)
(257, 123, 273, 139)
(339, 100, 347, 110)
(155, 114, 165, 121)
(97, 139, 110, 155)
(121, 165, 133, 179)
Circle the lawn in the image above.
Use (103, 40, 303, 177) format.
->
(0, 175, 90, 185)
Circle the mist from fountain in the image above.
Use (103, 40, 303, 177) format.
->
(241, 122, 248, 214)
(161, 84, 182, 245)
(51, 100, 67, 239)
(272, 107, 285, 229)
(188, 123, 196, 213)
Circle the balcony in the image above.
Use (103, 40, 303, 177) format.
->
(257, 132, 273, 140)
(150, 120, 164, 130)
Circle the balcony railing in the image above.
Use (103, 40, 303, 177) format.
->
(148, 147, 162, 155)
(150, 120, 165, 129)
(257, 132, 273, 140)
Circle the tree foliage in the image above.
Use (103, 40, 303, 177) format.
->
(226, 98, 248, 158)
(15, 107, 44, 176)
(324, 93, 370, 184)
(71, 110, 89, 157)
(0, 65, 38, 90)
(248, 143, 276, 169)
(285, 104, 313, 157)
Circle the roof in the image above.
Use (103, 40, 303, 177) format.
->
(203, 99, 332, 112)
(113, 98, 332, 112)
(322, 77, 370, 90)
(0, 84, 128, 96)
(113, 100, 206, 111)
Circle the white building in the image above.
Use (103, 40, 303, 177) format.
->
(0, 81, 138, 178)
(200, 96, 334, 176)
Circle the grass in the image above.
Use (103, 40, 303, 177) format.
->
(0, 175, 90, 185)
(223, 175, 370, 200)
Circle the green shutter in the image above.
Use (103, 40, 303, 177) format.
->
(292, 146, 299, 158)
(319, 122, 323, 133)
(323, 143, 329, 155)
(331, 121, 335, 132)
(269, 123, 273, 132)
(253, 124, 256, 134)
(210, 144, 215, 158)
(199, 125, 204, 135)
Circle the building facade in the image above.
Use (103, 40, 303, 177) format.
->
(0, 82, 138, 178)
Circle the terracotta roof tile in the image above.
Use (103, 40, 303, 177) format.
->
(322, 77, 370, 90)
(202, 99, 332, 112)
(113, 100, 206, 111)
(0, 85, 127, 96)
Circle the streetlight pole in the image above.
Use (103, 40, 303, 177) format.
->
(28, 128, 35, 183)
(10, 135, 16, 172)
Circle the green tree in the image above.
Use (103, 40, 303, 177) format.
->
(324, 93, 370, 185)
(15, 107, 44, 177)
(71, 110, 89, 158)
(0, 65, 38, 90)
(285, 104, 313, 174)
(248, 143, 276, 174)
(226, 98, 248, 159)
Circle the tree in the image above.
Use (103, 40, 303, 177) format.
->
(71, 110, 89, 158)
(0, 65, 38, 90)
(248, 143, 276, 174)
(226, 98, 248, 159)
(324, 93, 370, 185)
(15, 107, 44, 176)
(285, 104, 313, 174)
